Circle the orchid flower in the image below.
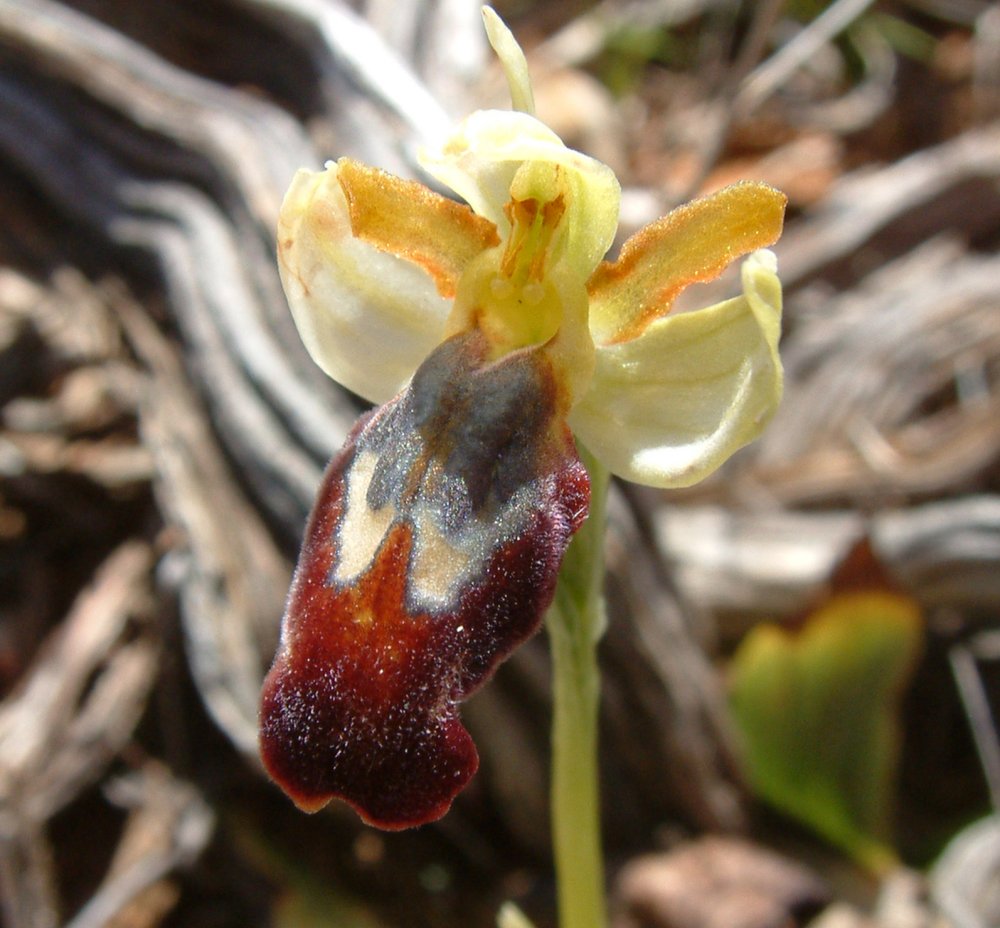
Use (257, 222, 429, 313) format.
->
(260, 9, 785, 833)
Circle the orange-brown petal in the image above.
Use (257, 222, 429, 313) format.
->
(586, 182, 786, 345)
(337, 158, 500, 299)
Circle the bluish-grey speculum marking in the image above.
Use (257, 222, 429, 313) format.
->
(337, 331, 561, 613)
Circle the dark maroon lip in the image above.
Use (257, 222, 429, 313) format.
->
(259, 331, 589, 828)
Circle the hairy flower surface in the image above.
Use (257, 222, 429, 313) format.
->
(260, 9, 786, 829)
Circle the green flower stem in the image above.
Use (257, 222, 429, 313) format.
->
(546, 445, 610, 928)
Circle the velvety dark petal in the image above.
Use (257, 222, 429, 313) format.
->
(259, 331, 589, 829)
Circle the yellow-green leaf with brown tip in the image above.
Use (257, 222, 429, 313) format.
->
(729, 551, 923, 872)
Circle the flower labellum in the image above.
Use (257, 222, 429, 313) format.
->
(260, 7, 787, 829)
(261, 330, 588, 828)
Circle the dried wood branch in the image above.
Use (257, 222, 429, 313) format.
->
(113, 286, 290, 759)
(778, 122, 1000, 286)
(656, 495, 1000, 621)
(0, 0, 355, 535)
(64, 765, 213, 928)
(0, 542, 158, 928)
(745, 247, 1000, 505)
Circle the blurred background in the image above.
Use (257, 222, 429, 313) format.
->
(1, 1, 999, 926)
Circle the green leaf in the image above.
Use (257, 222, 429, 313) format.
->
(729, 574, 923, 872)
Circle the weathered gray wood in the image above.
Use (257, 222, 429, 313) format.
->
(656, 495, 1000, 620)
(0, 543, 161, 928)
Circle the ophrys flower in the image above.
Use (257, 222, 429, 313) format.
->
(260, 8, 785, 829)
